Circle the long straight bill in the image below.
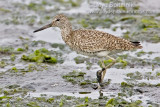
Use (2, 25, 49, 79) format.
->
(33, 23, 52, 33)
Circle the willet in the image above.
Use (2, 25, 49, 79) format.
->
(34, 14, 142, 88)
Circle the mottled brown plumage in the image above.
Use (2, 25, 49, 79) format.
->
(68, 29, 142, 54)
(34, 14, 142, 56)
(34, 14, 142, 88)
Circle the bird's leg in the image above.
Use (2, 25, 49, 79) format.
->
(96, 60, 106, 87)
(101, 55, 116, 83)
(96, 56, 116, 89)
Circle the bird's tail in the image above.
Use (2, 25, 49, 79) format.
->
(131, 41, 143, 49)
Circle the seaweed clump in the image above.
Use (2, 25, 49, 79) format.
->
(21, 48, 57, 64)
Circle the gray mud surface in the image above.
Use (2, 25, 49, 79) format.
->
(0, 0, 160, 106)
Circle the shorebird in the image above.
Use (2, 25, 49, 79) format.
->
(34, 14, 142, 88)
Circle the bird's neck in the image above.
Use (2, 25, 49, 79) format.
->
(60, 24, 72, 42)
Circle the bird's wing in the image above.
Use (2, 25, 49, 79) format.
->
(71, 29, 140, 53)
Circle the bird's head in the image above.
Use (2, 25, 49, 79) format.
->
(33, 14, 69, 33)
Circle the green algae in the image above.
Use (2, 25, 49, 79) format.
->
(136, 51, 146, 57)
(119, 5, 127, 11)
(74, 56, 86, 64)
(27, 101, 40, 107)
(98, 59, 113, 68)
(74, 56, 93, 69)
(151, 34, 160, 43)
(0, 1, 160, 106)
(106, 97, 142, 107)
(106, 98, 115, 106)
(125, 70, 160, 87)
(123, 33, 130, 39)
(156, 83, 160, 87)
(141, 18, 160, 28)
(55, 0, 81, 7)
(86, 62, 92, 70)
(0, 89, 152, 107)
(0, 96, 12, 100)
(6, 103, 11, 107)
(28, 18, 35, 26)
(104, 59, 113, 65)
(121, 82, 133, 87)
(126, 73, 134, 78)
(63, 70, 86, 78)
(78, 19, 89, 28)
(21, 48, 57, 64)
(126, 71, 143, 80)
(8, 63, 45, 73)
(3, 88, 28, 96)
(0, 47, 15, 54)
(41, 1, 47, 5)
(133, 6, 140, 10)
(63, 70, 98, 87)
(5, 84, 20, 89)
(80, 80, 91, 86)
(11, 67, 18, 72)
(78, 17, 114, 29)
(136, 82, 160, 87)
(118, 58, 128, 68)
(137, 82, 148, 87)
(27, 2, 45, 11)
(46, 98, 54, 103)
(114, 57, 128, 69)
(79, 81, 88, 85)
(153, 57, 160, 63)
(120, 17, 136, 22)
(137, 18, 160, 32)
(59, 99, 64, 107)
(99, 57, 128, 69)
(31, 41, 46, 47)
(0, 8, 11, 12)
(51, 43, 65, 50)
(19, 36, 29, 41)
(101, 0, 110, 3)
(0, 61, 6, 68)
(89, 18, 114, 29)
(79, 92, 91, 94)
(17, 48, 24, 52)
(62, 70, 94, 87)
(68, 0, 80, 7)
(10, 54, 16, 61)
(28, 64, 37, 71)
(144, 72, 154, 80)
(156, 72, 160, 77)
(44, 16, 51, 20)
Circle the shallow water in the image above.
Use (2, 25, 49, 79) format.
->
(28, 91, 115, 99)
(33, 28, 65, 44)
(0, 0, 160, 106)
(28, 89, 151, 106)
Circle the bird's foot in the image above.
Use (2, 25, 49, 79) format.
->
(91, 83, 104, 90)
(96, 68, 105, 88)
(91, 83, 98, 90)
(96, 70, 102, 84)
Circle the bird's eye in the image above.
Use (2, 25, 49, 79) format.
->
(56, 19, 60, 21)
